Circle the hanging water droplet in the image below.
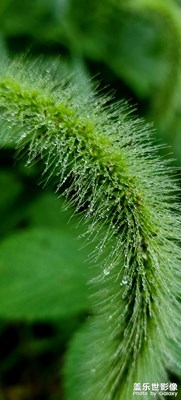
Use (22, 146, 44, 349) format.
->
(103, 268, 110, 276)
(142, 252, 147, 260)
(91, 368, 96, 374)
(121, 277, 128, 285)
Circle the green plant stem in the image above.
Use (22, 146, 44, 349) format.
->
(0, 59, 180, 400)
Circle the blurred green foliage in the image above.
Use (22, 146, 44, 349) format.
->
(0, 0, 181, 399)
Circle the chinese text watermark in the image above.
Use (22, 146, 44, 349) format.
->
(133, 382, 178, 397)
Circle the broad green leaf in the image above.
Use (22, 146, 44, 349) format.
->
(65, 1, 169, 96)
(26, 193, 76, 230)
(0, 228, 91, 320)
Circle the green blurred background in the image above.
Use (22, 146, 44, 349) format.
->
(0, 0, 181, 399)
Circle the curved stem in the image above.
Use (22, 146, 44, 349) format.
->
(0, 59, 180, 400)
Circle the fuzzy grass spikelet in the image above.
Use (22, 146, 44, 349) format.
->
(0, 58, 181, 400)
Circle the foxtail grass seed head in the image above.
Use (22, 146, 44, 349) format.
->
(0, 56, 180, 400)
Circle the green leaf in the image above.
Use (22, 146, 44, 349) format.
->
(26, 193, 76, 230)
(0, 227, 91, 320)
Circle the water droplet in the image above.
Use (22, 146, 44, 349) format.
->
(120, 277, 128, 285)
(103, 268, 110, 276)
(91, 368, 96, 374)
